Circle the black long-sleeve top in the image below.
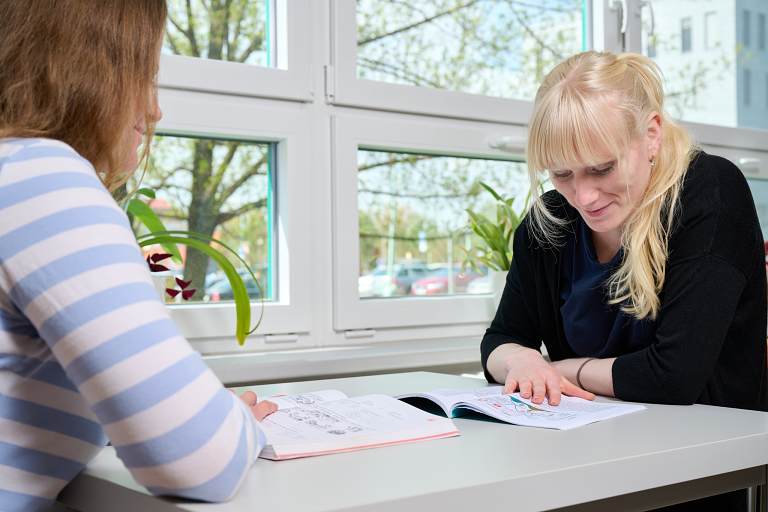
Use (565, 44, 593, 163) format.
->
(481, 151, 768, 411)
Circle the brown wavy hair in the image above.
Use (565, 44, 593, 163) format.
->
(0, 0, 167, 190)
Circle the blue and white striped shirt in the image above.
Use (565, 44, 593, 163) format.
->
(0, 138, 266, 512)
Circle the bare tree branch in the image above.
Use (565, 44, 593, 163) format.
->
(236, 33, 264, 63)
(358, 154, 435, 173)
(358, 0, 483, 47)
(359, 188, 472, 199)
(216, 154, 268, 205)
(358, 57, 444, 88)
(216, 199, 267, 224)
(165, 31, 184, 55)
(508, 2, 564, 60)
(210, 141, 240, 191)
(185, 0, 201, 56)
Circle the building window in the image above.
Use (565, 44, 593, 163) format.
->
(681, 18, 692, 53)
(704, 12, 719, 49)
(743, 10, 752, 47)
(759, 13, 766, 51)
(647, 35, 657, 58)
(744, 68, 752, 106)
(765, 74, 768, 108)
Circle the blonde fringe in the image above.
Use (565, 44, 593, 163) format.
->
(526, 51, 694, 320)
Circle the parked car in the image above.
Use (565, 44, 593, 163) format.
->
(204, 269, 263, 302)
(465, 273, 494, 294)
(358, 262, 431, 297)
(410, 266, 485, 296)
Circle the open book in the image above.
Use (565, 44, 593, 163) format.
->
(258, 390, 459, 460)
(397, 386, 645, 430)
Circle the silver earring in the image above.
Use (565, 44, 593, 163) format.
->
(649, 157, 656, 169)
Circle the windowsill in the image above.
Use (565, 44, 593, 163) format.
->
(202, 338, 483, 386)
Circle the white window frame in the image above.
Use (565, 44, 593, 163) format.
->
(331, 110, 527, 332)
(154, 88, 314, 348)
(159, 0, 314, 102)
(328, 0, 593, 124)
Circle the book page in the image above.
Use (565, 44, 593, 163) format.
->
(395, 386, 502, 415)
(458, 389, 645, 430)
(259, 394, 459, 459)
(266, 389, 348, 411)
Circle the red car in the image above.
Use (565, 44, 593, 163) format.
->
(410, 267, 484, 296)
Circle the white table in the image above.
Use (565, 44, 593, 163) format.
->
(58, 372, 768, 512)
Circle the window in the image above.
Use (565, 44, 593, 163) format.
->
(159, 0, 312, 100)
(681, 18, 692, 53)
(704, 12, 719, 50)
(144, 1, 768, 373)
(332, 113, 528, 332)
(743, 10, 751, 47)
(152, 89, 314, 346)
(357, 150, 527, 300)
(642, 4, 766, 130)
(136, 135, 275, 305)
(355, 0, 585, 101)
(165, 1, 273, 67)
(330, 1, 588, 124)
(745, 68, 752, 106)
(759, 13, 766, 51)
(647, 35, 657, 58)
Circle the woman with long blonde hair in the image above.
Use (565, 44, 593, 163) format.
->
(482, 51, 766, 510)
(0, 2, 275, 511)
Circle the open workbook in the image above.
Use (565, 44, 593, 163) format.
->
(396, 386, 646, 430)
(257, 390, 459, 460)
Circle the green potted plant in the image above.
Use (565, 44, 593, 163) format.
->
(464, 182, 529, 308)
(124, 187, 263, 346)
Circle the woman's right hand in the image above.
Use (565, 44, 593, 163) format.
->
(501, 346, 594, 406)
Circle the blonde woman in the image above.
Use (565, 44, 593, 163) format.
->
(0, 2, 276, 511)
(482, 51, 766, 510)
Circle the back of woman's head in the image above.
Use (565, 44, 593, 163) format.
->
(526, 51, 694, 320)
(0, 0, 168, 189)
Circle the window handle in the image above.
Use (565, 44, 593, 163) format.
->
(612, 0, 628, 35)
(641, 0, 656, 38)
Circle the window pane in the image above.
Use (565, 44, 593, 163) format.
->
(743, 10, 751, 47)
(680, 18, 692, 53)
(642, 1, 768, 130)
(133, 135, 275, 305)
(356, 0, 586, 101)
(164, 0, 273, 66)
(744, 68, 752, 106)
(357, 150, 528, 298)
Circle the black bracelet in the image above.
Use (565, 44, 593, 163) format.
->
(576, 358, 596, 389)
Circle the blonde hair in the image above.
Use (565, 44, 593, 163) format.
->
(0, 0, 167, 191)
(526, 51, 696, 320)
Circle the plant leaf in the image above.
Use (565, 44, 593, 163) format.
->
(127, 199, 182, 263)
(137, 231, 264, 345)
(136, 188, 156, 199)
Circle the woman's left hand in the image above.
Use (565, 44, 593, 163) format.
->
(236, 390, 278, 421)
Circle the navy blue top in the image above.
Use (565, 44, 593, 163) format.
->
(559, 218, 655, 358)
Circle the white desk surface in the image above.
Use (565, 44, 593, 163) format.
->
(59, 371, 768, 512)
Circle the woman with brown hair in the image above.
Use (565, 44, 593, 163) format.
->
(482, 51, 767, 510)
(0, 2, 275, 510)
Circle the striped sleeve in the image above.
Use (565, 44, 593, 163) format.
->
(0, 139, 266, 502)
